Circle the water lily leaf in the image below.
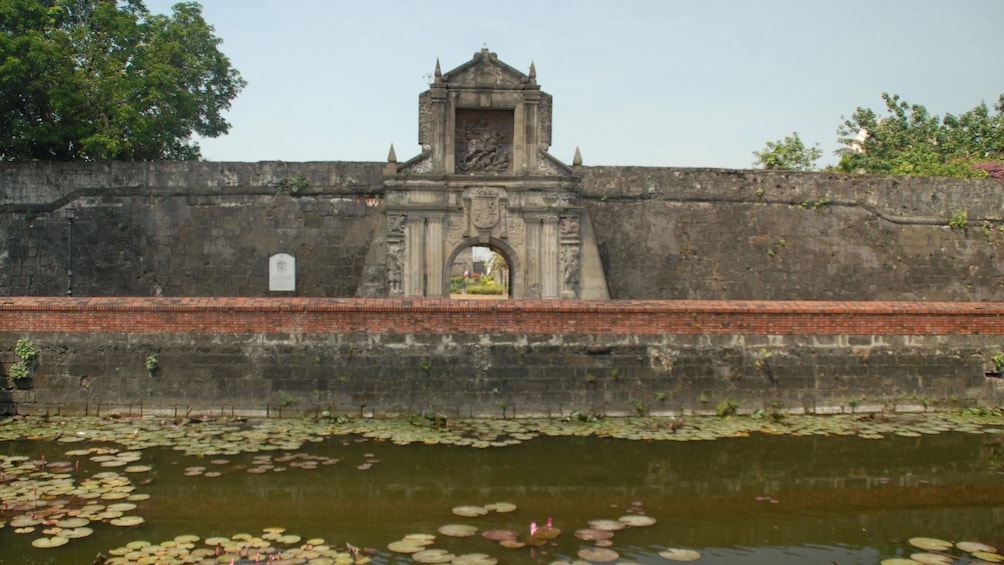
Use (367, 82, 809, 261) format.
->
(62, 527, 94, 539)
(577, 548, 619, 562)
(485, 502, 517, 513)
(109, 516, 145, 527)
(438, 524, 478, 537)
(55, 517, 90, 528)
(618, 515, 656, 527)
(452, 505, 488, 517)
(31, 536, 69, 548)
(575, 528, 614, 541)
(957, 541, 997, 553)
(533, 527, 561, 540)
(973, 552, 1004, 563)
(910, 553, 954, 565)
(908, 538, 953, 552)
(880, 560, 920, 565)
(587, 519, 626, 531)
(482, 529, 519, 541)
(453, 553, 499, 565)
(388, 541, 427, 554)
(413, 549, 456, 564)
(658, 548, 702, 562)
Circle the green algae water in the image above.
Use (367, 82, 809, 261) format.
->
(2, 415, 1004, 564)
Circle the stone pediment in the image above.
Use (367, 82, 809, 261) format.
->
(440, 49, 534, 90)
(404, 49, 562, 177)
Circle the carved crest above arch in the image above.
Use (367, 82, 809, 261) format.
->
(470, 187, 501, 230)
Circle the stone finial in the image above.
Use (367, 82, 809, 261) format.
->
(434, 59, 442, 82)
(573, 146, 582, 167)
(529, 61, 536, 80)
(387, 144, 397, 163)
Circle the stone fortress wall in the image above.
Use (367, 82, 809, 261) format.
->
(2, 161, 1002, 301)
(1, 161, 1003, 416)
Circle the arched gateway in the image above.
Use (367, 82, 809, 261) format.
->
(383, 49, 609, 299)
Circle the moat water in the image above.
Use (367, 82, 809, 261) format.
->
(3, 427, 1004, 564)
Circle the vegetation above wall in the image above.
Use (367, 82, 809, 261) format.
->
(754, 93, 1004, 178)
(0, 0, 245, 161)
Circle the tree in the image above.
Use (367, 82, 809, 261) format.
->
(752, 132, 822, 171)
(835, 92, 1004, 177)
(0, 0, 245, 161)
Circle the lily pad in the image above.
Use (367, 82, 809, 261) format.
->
(910, 553, 954, 565)
(438, 524, 479, 537)
(485, 502, 517, 513)
(453, 554, 499, 565)
(109, 516, 145, 527)
(388, 541, 428, 554)
(957, 541, 997, 553)
(31, 536, 69, 548)
(658, 548, 702, 562)
(575, 528, 614, 541)
(413, 549, 457, 564)
(61, 527, 94, 539)
(577, 548, 619, 562)
(452, 505, 488, 517)
(482, 529, 519, 541)
(908, 537, 953, 552)
(974, 552, 1004, 563)
(587, 519, 626, 531)
(618, 515, 656, 527)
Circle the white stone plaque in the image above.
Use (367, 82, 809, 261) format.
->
(269, 253, 296, 292)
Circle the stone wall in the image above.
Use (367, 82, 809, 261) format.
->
(1, 162, 1002, 300)
(2, 297, 1002, 418)
(579, 167, 1004, 301)
(0, 161, 387, 297)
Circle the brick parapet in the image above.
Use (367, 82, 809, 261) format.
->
(1, 297, 1002, 336)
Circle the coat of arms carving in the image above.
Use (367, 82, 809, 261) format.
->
(470, 188, 500, 230)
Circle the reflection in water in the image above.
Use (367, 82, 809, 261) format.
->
(3, 432, 1004, 565)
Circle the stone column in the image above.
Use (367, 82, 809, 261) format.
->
(541, 217, 559, 298)
(524, 217, 541, 298)
(425, 216, 444, 297)
(405, 217, 425, 296)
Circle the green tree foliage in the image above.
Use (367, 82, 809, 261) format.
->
(0, 0, 245, 161)
(835, 92, 1004, 177)
(752, 132, 822, 171)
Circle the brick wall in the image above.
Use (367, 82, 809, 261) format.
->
(1, 298, 1001, 417)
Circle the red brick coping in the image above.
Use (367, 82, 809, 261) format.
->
(1, 297, 1002, 336)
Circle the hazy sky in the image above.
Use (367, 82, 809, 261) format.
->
(143, 0, 1004, 169)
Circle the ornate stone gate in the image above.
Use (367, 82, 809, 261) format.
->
(383, 49, 608, 299)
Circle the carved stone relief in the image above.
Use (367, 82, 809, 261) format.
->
(445, 215, 464, 247)
(506, 217, 526, 248)
(418, 91, 432, 147)
(455, 109, 513, 174)
(387, 241, 404, 296)
(470, 187, 500, 230)
(388, 214, 406, 237)
(561, 245, 580, 295)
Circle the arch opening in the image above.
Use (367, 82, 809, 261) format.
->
(445, 240, 516, 300)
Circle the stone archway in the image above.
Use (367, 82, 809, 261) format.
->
(381, 49, 609, 300)
(443, 238, 520, 298)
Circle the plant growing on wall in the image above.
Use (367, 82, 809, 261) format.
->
(949, 209, 969, 230)
(991, 353, 1004, 373)
(9, 338, 37, 386)
(145, 355, 159, 377)
(15, 338, 37, 365)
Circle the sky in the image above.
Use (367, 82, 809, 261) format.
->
(142, 0, 1004, 170)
